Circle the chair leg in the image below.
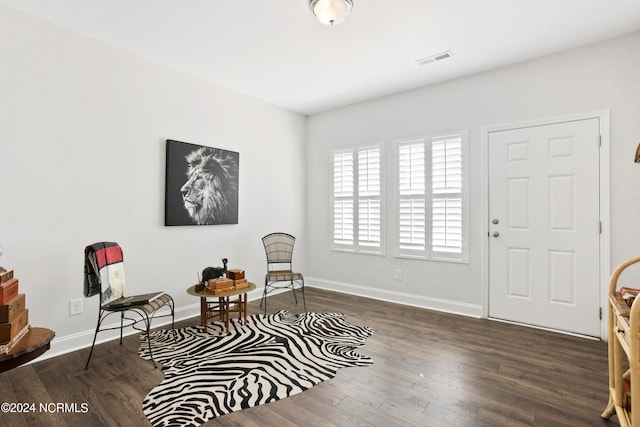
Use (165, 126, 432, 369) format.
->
(84, 314, 104, 369)
(261, 278, 268, 315)
(169, 297, 177, 343)
(290, 279, 299, 304)
(142, 314, 157, 369)
(300, 279, 307, 313)
(161, 295, 177, 342)
(119, 312, 125, 344)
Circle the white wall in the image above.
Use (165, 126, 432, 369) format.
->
(0, 6, 306, 357)
(3, 3, 640, 359)
(306, 31, 640, 319)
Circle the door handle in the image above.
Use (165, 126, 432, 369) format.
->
(492, 232, 500, 238)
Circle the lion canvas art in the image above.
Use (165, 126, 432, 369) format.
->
(165, 140, 239, 226)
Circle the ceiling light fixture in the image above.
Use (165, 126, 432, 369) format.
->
(309, 0, 353, 26)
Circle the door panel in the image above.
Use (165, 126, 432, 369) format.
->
(488, 118, 600, 336)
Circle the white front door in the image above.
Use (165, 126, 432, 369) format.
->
(488, 118, 601, 336)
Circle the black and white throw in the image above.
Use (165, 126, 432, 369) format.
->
(138, 310, 374, 427)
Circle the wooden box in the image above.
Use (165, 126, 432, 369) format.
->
(0, 293, 26, 323)
(206, 278, 234, 294)
(0, 278, 19, 305)
(207, 278, 234, 289)
(0, 309, 29, 342)
(234, 280, 249, 290)
(227, 269, 245, 280)
(211, 287, 234, 295)
(0, 269, 14, 284)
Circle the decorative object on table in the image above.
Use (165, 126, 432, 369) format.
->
(221, 265, 248, 290)
(0, 270, 30, 355)
(206, 278, 234, 295)
(139, 310, 374, 427)
(226, 268, 244, 279)
(635, 142, 640, 163)
(0, 269, 12, 283)
(0, 250, 55, 367)
(226, 268, 248, 289)
(83, 242, 175, 369)
(165, 139, 239, 226)
(0, 293, 25, 323)
(201, 258, 228, 281)
(620, 286, 640, 306)
(261, 232, 306, 314)
(199, 258, 229, 292)
(232, 280, 248, 290)
(0, 270, 18, 303)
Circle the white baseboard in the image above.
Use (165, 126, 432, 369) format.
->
(306, 277, 482, 318)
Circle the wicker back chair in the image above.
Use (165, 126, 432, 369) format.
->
(260, 233, 306, 314)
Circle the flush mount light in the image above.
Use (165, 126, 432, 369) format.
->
(309, 0, 354, 26)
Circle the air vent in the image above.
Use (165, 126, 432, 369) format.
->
(415, 50, 453, 66)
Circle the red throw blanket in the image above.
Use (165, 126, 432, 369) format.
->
(84, 242, 126, 303)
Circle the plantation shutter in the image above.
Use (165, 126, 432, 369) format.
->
(333, 150, 354, 246)
(431, 136, 463, 254)
(332, 145, 384, 253)
(398, 141, 426, 253)
(357, 147, 381, 248)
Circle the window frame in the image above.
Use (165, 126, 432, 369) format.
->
(330, 144, 385, 255)
(394, 131, 469, 263)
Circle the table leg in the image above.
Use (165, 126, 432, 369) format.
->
(243, 292, 248, 324)
(224, 296, 230, 333)
(199, 297, 208, 331)
(218, 297, 224, 324)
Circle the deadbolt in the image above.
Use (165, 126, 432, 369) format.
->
(492, 218, 499, 224)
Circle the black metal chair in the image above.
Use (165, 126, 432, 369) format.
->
(260, 233, 307, 314)
(83, 242, 174, 369)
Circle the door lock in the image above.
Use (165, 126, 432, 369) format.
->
(492, 218, 499, 224)
(492, 232, 500, 238)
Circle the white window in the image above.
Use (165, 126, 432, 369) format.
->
(331, 145, 384, 254)
(396, 132, 468, 262)
(332, 150, 354, 246)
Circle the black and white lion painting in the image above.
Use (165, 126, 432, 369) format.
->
(165, 140, 239, 226)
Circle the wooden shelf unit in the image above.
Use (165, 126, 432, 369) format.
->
(602, 255, 640, 426)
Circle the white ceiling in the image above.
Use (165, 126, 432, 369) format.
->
(3, 0, 640, 115)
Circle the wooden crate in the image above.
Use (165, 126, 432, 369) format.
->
(207, 278, 234, 289)
(0, 294, 26, 323)
(0, 270, 14, 284)
(227, 269, 245, 280)
(234, 280, 249, 290)
(0, 309, 28, 342)
(0, 279, 19, 305)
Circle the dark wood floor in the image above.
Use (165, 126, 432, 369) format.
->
(0, 287, 617, 426)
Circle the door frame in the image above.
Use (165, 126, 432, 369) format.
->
(480, 110, 610, 339)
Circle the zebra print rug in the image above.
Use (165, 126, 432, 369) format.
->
(138, 310, 374, 427)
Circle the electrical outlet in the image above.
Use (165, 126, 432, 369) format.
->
(394, 269, 402, 281)
(69, 299, 83, 316)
